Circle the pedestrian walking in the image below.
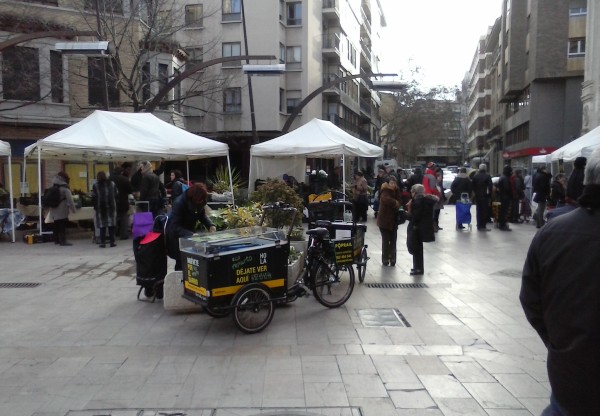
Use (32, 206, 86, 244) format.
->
(92, 171, 118, 248)
(139, 161, 163, 218)
(471, 163, 493, 231)
(405, 184, 437, 276)
(566, 156, 586, 204)
(50, 171, 76, 246)
(497, 165, 513, 231)
(520, 147, 600, 416)
(110, 163, 133, 240)
(532, 166, 552, 228)
(450, 167, 473, 229)
(376, 177, 402, 266)
(352, 171, 369, 222)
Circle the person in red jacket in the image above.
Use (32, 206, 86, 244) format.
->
(422, 162, 441, 198)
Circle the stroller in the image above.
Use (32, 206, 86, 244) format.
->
(133, 215, 168, 302)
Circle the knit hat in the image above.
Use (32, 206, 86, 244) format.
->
(140, 161, 153, 175)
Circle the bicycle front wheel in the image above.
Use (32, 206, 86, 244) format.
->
(312, 261, 355, 308)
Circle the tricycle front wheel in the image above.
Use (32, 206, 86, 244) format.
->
(232, 283, 274, 334)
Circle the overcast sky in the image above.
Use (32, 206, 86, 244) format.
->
(377, 0, 503, 89)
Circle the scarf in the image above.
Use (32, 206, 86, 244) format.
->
(577, 185, 600, 211)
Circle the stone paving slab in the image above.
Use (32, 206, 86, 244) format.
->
(1, 206, 549, 416)
(67, 408, 362, 415)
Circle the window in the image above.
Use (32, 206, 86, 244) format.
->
(286, 46, 301, 70)
(287, 2, 301, 25)
(28, 0, 58, 5)
(85, 0, 123, 14)
(279, 0, 284, 22)
(569, 7, 587, 16)
(286, 90, 301, 114)
(222, 42, 241, 67)
(279, 42, 285, 63)
(2, 47, 40, 101)
(88, 57, 119, 107)
(568, 38, 585, 57)
(50, 51, 63, 103)
(141, 62, 151, 103)
(185, 4, 203, 27)
(158, 63, 169, 109)
(279, 88, 285, 113)
(222, 0, 241, 21)
(186, 47, 204, 68)
(223, 88, 242, 113)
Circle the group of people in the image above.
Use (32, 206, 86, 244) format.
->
(371, 162, 442, 276)
(49, 162, 216, 261)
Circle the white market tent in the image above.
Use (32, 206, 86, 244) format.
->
(551, 124, 600, 162)
(24, 110, 234, 233)
(0, 140, 16, 242)
(248, 118, 383, 193)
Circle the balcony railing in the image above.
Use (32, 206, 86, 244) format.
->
(323, 33, 341, 51)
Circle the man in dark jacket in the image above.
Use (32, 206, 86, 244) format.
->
(497, 165, 513, 231)
(566, 156, 586, 204)
(532, 166, 552, 228)
(470, 163, 493, 231)
(406, 184, 437, 276)
(111, 164, 133, 240)
(520, 147, 600, 416)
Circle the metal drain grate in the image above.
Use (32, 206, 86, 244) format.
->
(365, 282, 428, 289)
(0, 282, 41, 288)
(358, 308, 411, 327)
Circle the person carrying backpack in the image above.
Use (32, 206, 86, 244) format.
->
(49, 171, 76, 246)
(168, 169, 189, 201)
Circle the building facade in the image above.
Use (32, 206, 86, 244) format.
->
(465, 0, 588, 176)
(1, 0, 387, 193)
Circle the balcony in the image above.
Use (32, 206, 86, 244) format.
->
(322, 0, 340, 22)
(322, 33, 341, 58)
(322, 74, 341, 96)
(360, 97, 372, 117)
(323, 113, 359, 135)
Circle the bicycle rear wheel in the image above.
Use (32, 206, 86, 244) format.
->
(356, 246, 368, 283)
(312, 261, 355, 308)
(232, 283, 274, 333)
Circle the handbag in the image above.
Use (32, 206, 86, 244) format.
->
(397, 208, 407, 225)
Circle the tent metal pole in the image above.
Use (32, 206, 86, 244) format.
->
(186, 161, 190, 184)
(226, 154, 235, 207)
(8, 153, 15, 242)
(342, 155, 346, 196)
(37, 148, 43, 235)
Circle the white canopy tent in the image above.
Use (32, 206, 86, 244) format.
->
(551, 125, 600, 162)
(249, 118, 383, 193)
(0, 140, 16, 242)
(24, 110, 233, 233)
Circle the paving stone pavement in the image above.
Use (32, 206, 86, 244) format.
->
(0, 206, 550, 416)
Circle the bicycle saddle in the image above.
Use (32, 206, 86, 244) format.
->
(306, 228, 330, 238)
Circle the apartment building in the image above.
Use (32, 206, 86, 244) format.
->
(1, 0, 387, 190)
(465, 0, 588, 175)
(187, 0, 386, 175)
(582, 0, 599, 133)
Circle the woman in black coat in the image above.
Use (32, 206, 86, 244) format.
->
(406, 184, 437, 276)
(166, 183, 216, 271)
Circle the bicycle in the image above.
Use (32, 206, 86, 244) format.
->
(287, 219, 355, 308)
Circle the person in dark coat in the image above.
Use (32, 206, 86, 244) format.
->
(110, 164, 133, 240)
(548, 173, 566, 207)
(166, 183, 216, 271)
(405, 184, 437, 276)
(92, 171, 117, 248)
(406, 167, 423, 190)
(50, 171, 76, 246)
(520, 147, 600, 416)
(450, 167, 473, 230)
(471, 164, 493, 231)
(372, 166, 388, 218)
(532, 166, 552, 228)
(167, 169, 187, 201)
(497, 165, 513, 231)
(566, 156, 586, 204)
(376, 177, 402, 266)
(139, 161, 163, 218)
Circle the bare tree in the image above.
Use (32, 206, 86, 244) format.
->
(380, 77, 458, 166)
